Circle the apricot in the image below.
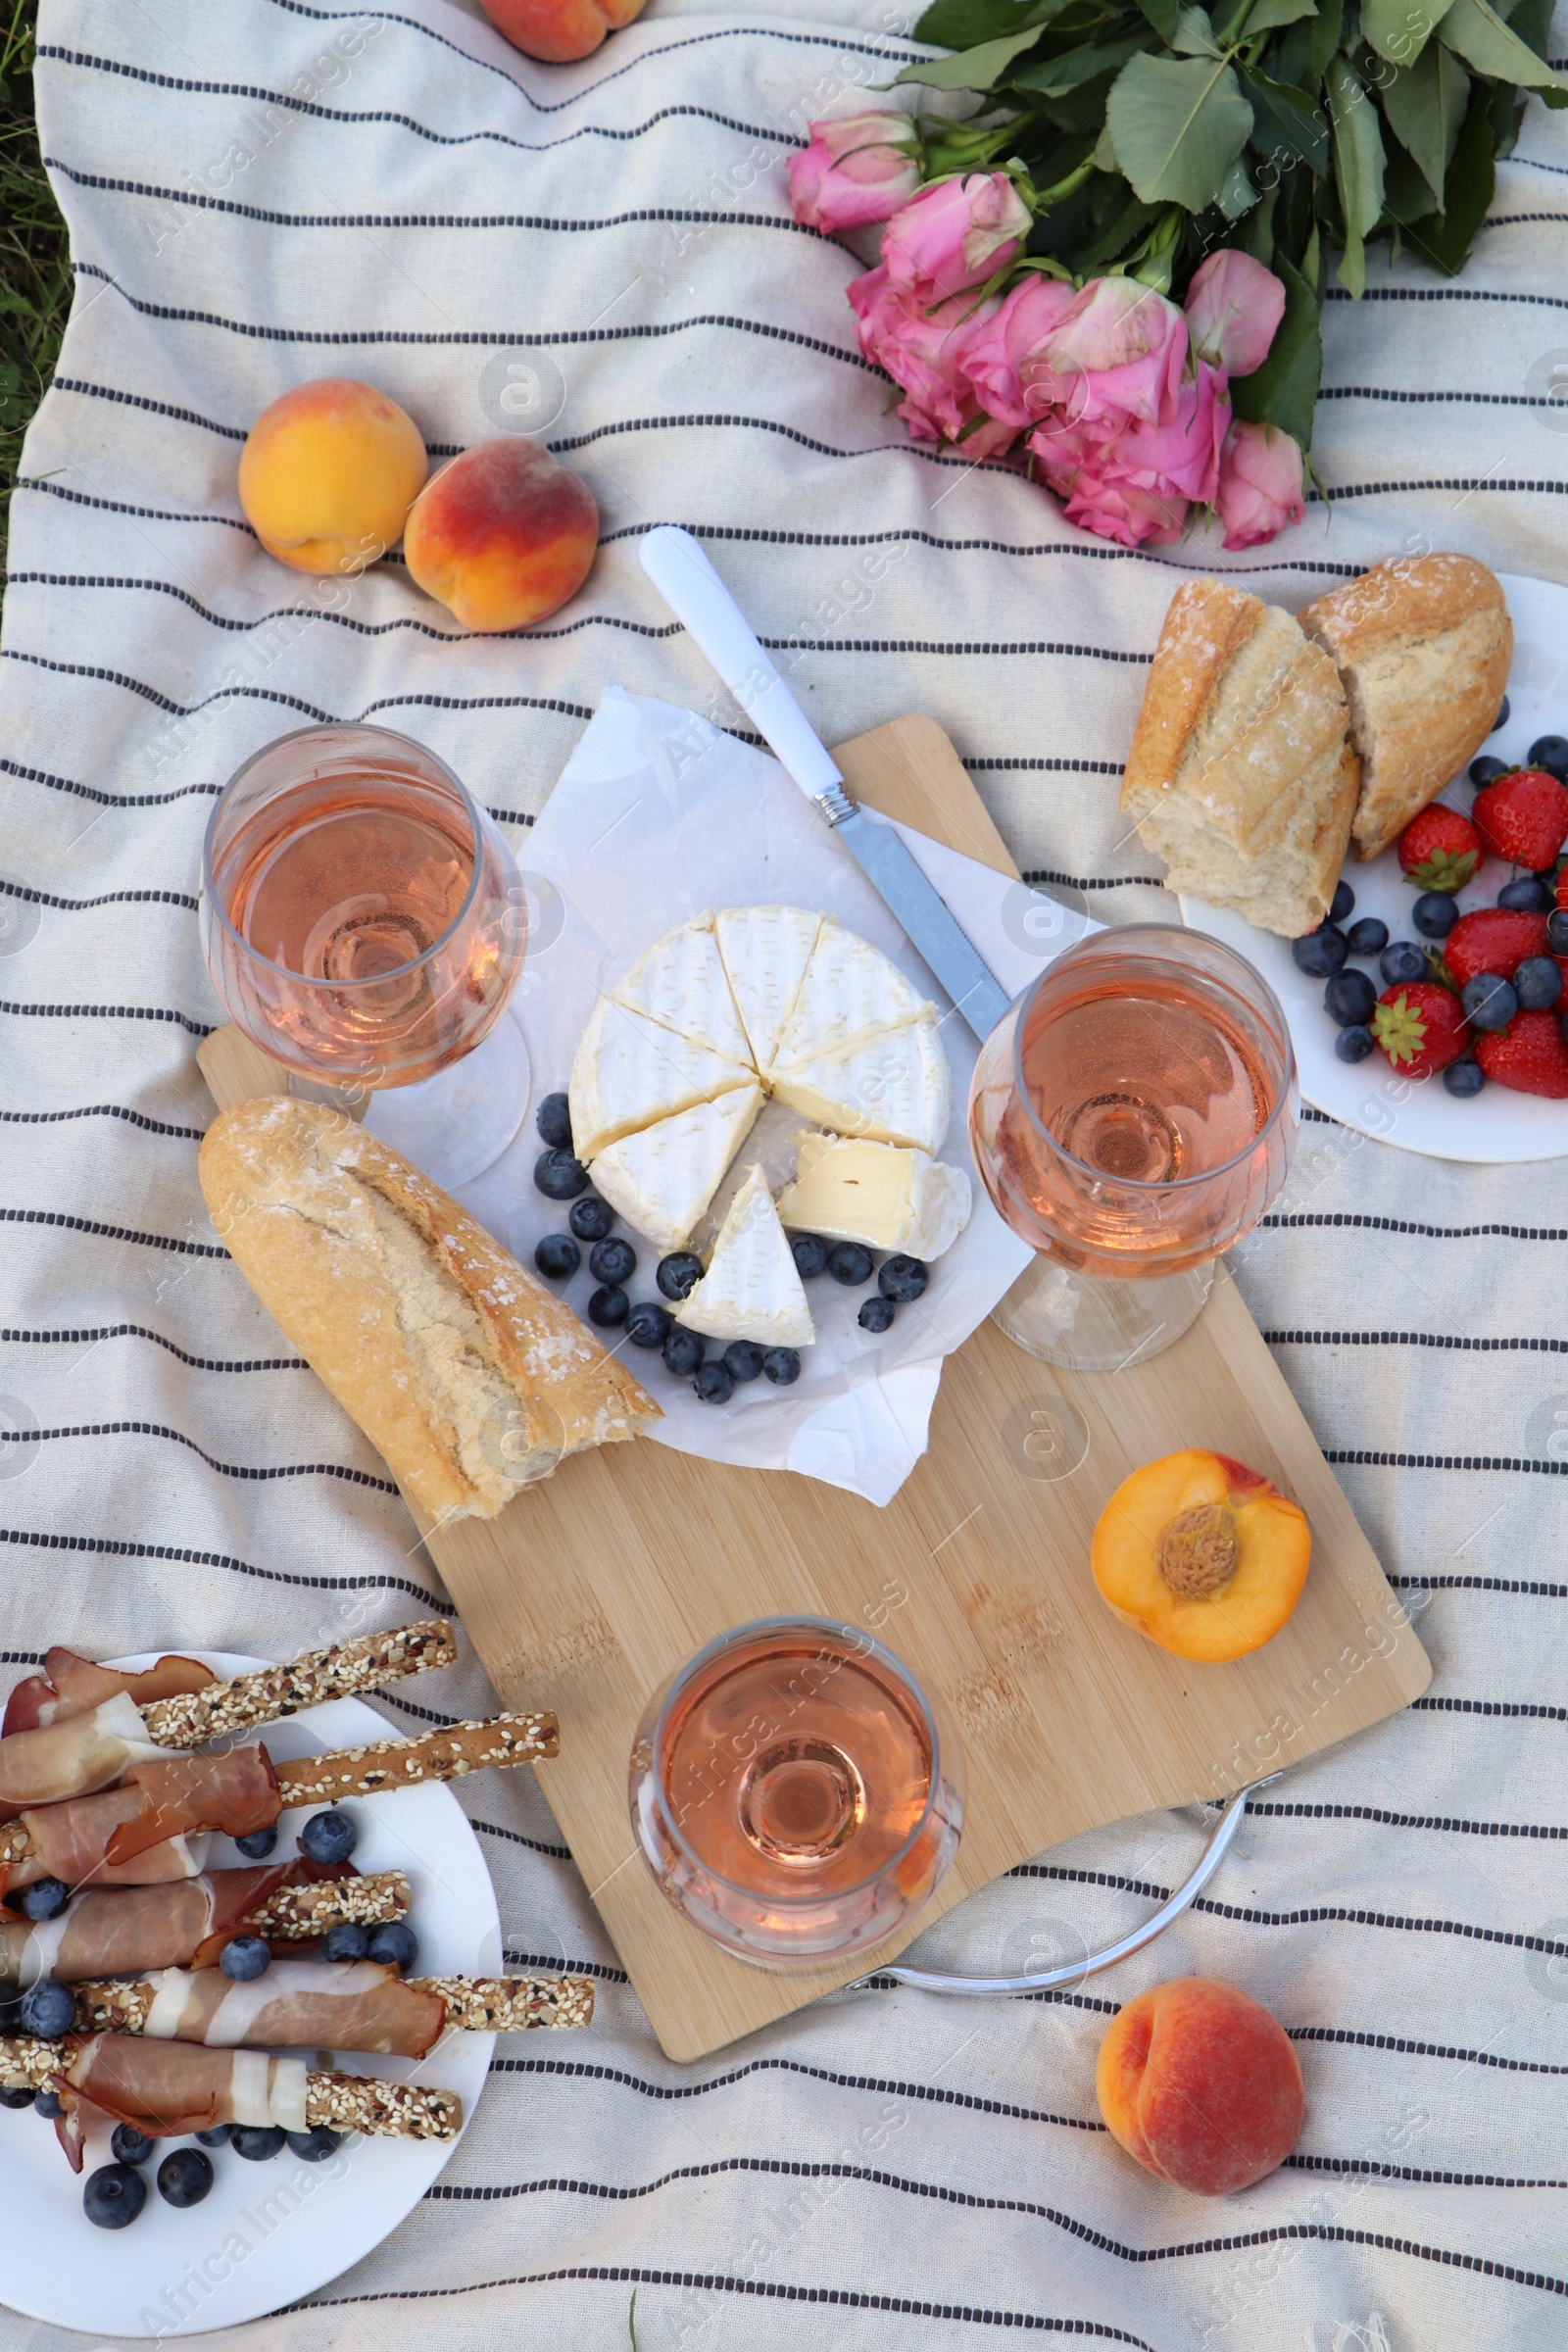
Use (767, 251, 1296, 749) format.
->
(477, 0, 646, 62)
(1091, 1448, 1310, 1664)
(403, 440, 598, 632)
(1098, 1978, 1303, 2195)
(238, 378, 427, 575)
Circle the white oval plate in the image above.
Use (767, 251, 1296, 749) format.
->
(1181, 570, 1568, 1163)
(0, 1654, 499, 2337)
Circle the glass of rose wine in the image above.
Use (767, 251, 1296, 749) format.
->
(200, 722, 530, 1187)
(969, 924, 1298, 1372)
(629, 1616, 964, 1970)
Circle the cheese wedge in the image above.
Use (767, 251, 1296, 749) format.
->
(775, 1134, 972, 1260)
(771, 1013, 951, 1154)
(588, 1085, 764, 1251)
(712, 905, 821, 1073)
(569, 997, 754, 1162)
(770, 917, 930, 1074)
(612, 912, 753, 1066)
(675, 1164, 815, 1349)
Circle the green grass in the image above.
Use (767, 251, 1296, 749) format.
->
(0, 0, 70, 568)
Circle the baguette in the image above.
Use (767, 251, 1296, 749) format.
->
(199, 1098, 659, 1519)
(1298, 553, 1512, 860)
(1120, 579, 1360, 938)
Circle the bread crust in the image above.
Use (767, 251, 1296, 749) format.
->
(199, 1098, 659, 1519)
(1120, 579, 1266, 812)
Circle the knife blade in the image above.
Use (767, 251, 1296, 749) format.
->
(638, 525, 1013, 1042)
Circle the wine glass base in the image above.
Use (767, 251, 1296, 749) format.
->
(363, 1010, 531, 1191)
(991, 1256, 1214, 1373)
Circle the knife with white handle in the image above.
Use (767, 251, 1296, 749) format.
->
(639, 526, 1013, 1043)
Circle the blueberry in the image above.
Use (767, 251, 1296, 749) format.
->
(321, 1921, 369, 1962)
(1380, 939, 1428, 986)
(112, 2124, 155, 2167)
(1334, 1025, 1375, 1063)
(722, 1341, 765, 1382)
(693, 1360, 735, 1404)
(1550, 908, 1568, 956)
(1444, 1058, 1486, 1097)
(15, 1879, 69, 1922)
(0, 2086, 35, 2110)
(220, 1935, 271, 1983)
(1346, 917, 1389, 956)
(858, 1296, 896, 1333)
(33, 2089, 61, 2118)
(1412, 892, 1458, 939)
(20, 1980, 74, 2039)
(1497, 875, 1551, 912)
(826, 1242, 873, 1287)
(83, 2161, 147, 2230)
(662, 1327, 705, 1378)
(535, 1092, 573, 1150)
(1292, 923, 1348, 977)
(286, 2127, 343, 2162)
(534, 1232, 581, 1281)
(587, 1284, 628, 1327)
(568, 1193, 614, 1243)
(533, 1148, 590, 1200)
(300, 1808, 359, 1867)
(230, 2125, 286, 2162)
(589, 1236, 636, 1286)
(1460, 972, 1516, 1030)
(1329, 879, 1355, 924)
(1528, 733, 1568, 780)
(1492, 695, 1510, 732)
(879, 1254, 930, 1303)
(789, 1232, 830, 1280)
(762, 1347, 802, 1387)
(626, 1300, 672, 1349)
(1324, 968, 1377, 1028)
(656, 1251, 704, 1301)
(234, 1826, 278, 1861)
(157, 2146, 215, 2207)
(367, 1920, 418, 1973)
(196, 2128, 230, 2147)
(1515, 955, 1563, 1010)
(1470, 754, 1510, 790)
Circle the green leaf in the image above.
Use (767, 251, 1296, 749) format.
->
(1218, 153, 1260, 212)
(1326, 56, 1386, 293)
(1382, 39, 1468, 203)
(1133, 0, 1182, 41)
(1360, 0, 1455, 65)
(1072, 189, 1164, 266)
(913, 0, 1060, 43)
(1309, 0, 1345, 75)
(1236, 0, 1317, 27)
(895, 24, 1051, 84)
(1104, 52, 1254, 209)
(1504, 0, 1553, 57)
(1230, 249, 1322, 446)
(1013, 32, 1149, 90)
(1171, 4, 1224, 53)
(1395, 85, 1497, 270)
(1439, 0, 1568, 90)
(1239, 64, 1331, 172)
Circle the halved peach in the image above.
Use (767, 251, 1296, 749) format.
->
(1091, 1448, 1309, 1663)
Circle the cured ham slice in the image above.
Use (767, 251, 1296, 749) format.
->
(3, 1649, 212, 1736)
(0, 1864, 407, 1986)
(74, 1961, 595, 2049)
(0, 1693, 167, 1821)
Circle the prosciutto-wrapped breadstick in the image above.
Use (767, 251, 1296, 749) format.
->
(0, 1715, 557, 1897)
(0, 1866, 410, 1988)
(73, 1961, 594, 2050)
(0, 1622, 457, 1814)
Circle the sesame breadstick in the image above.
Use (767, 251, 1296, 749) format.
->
(271, 1713, 558, 1806)
(141, 1622, 458, 1748)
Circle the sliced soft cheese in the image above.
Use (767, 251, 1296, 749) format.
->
(589, 1084, 764, 1251)
(675, 1164, 815, 1348)
(770, 917, 930, 1074)
(712, 905, 820, 1072)
(771, 1012, 951, 1154)
(612, 913, 753, 1067)
(775, 1134, 972, 1260)
(569, 997, 754, 1162)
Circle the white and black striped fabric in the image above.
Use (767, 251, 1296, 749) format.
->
(6, 0, 1568, 2341)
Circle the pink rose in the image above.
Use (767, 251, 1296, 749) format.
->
(1215, 420, 1306, 548)
(848, 268, 1019, 454)
(1025, 360, 1228, 548)
(1183, 251, 1287, 377)
(788, 111, 921, 234)
(1023, 275, 1189, 431)
(1111, 359, 1231, 507)
(954, 274, 1077, 432)
(881, 173, 1030, 311)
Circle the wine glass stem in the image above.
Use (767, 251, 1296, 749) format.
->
(991, 1256, 1215, 1372)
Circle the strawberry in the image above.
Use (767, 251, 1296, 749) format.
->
(1475, 1009, 1568, 1098)
(1557, 867, 1568, 910)
(1371, 984, 1471, 1077)
(1396, 805, 1481, 893)
(1444, 907, 1549, 988)
(1472, 768, 1568, 870)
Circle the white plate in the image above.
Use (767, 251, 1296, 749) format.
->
(0, 1654, 499, 2338)
(1181, 570, 1568, 1164)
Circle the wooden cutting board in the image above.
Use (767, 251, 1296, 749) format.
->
(198, 714, 1431, 2062)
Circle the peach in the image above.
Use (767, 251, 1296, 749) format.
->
(1097, 1978, 1303, 2196)
(477, 0, 646, 62)
(1091, 1448, 1310, 1664)
(238, 378, 427, 575)
(403, 440, 598, 632)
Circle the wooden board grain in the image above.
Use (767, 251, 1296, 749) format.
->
(197, 715, 1430, 2061)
